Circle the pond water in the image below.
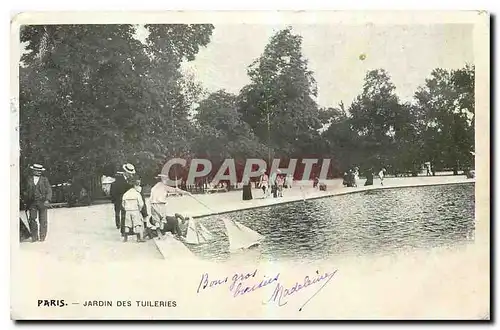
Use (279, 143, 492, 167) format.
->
(189, 183, 475, 262)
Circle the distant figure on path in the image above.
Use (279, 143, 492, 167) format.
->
(426, 163, 432, 176)
(242, 180, 253, 201)
(276, 172, 284, 197)
(343, 170, 356, 187)
(259, 170, 269, 198)
(353, 167, 360, 187)
(343, 172, 349, 187)
(378, 168, 386, 186)
(364, 169, 374, 186)
(285, 174, 293, 189)
(313, 176, 319, 189)
(24, 164, 52, 242)
(269, 169, 280, 198)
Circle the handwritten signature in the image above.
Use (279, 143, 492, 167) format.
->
(197, 268, 338, 311)
(266, 269, 338, 311)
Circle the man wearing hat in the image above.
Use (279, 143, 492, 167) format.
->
(23, 164, 52, 242)
(110, 163, 135, 233)
(149, 174, 190, 238)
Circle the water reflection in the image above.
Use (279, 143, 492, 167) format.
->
(190, 183, 475, 262)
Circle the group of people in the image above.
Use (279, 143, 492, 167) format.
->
(242, 169, 293, 201)
(342, 167, 360, 187)
(258, 169, 293, 199)
(20, 161, 197, 244)
(343, 167, 386, 187)
(110, 163, 191, 243)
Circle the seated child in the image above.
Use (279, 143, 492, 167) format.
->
(162, 213, 190, 239)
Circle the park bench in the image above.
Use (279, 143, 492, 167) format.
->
(48, 202, 68, 208)
(205, 187, 228, 194)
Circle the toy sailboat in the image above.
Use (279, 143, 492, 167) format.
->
(184, 218, 216, 245)
(221, 217, 264, 252)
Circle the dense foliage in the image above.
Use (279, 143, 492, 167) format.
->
(20, 25, 474, 187)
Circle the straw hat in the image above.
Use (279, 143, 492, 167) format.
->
(29, 164, 45, 172)
(122, 163, 136, 175)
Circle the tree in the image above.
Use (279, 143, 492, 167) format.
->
(20, 24, 214, 185)
(392, 102, 422, 175)
(413, 64, 475, 174)
(348, 69, 405, 172)
(319, 103, 358, 175)
(237, 27, 323, 160)
(194, 90, 267, 164)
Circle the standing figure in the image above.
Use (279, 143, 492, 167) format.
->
(121, 178, 145, 242)
(23, 164, 52, 242)
(259, 170, 269, 198)
(276, 173, 284, 197)
(378, 168, 386, 186)
(353, 167, 360, 187)
(137, 182, 153, 239)
(285, 174, 293, 189)
(150, 176, 190, 238)
(313, 176, 319, 189)
(110, 163, 135, 232)
(269, 170, 279, 198)
(149, 176, 172, 238)
(364, 169, 374, 186)
(342, 172, 349, 187)
(242, 180, 253, 201)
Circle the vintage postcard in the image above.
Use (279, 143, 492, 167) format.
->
(10, 11, 490, 320)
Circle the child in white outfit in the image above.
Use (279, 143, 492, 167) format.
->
(122, 179, 145, 242)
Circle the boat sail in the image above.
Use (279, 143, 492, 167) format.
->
(221, 217, 264, 252)
(182, 191, 265, 252)
(184, 218, 215, 245)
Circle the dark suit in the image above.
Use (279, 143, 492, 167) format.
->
(110, 175, 133, 233)
(24, 176, 52, 241)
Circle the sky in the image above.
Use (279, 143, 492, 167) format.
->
(178, 23, 473, 109)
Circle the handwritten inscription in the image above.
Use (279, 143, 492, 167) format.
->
(267, 270, 338, 311)
(197, 269, 279, 296)
(197, 273, 229, 293)
(197, 268, 337, 311)
(231, 272, 280, 298)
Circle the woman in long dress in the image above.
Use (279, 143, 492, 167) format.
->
(242, 180, 253, 200)
(364, 169, 374, 186)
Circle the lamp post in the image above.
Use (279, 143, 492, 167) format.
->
(267, 106, 271, 167)
(264, 55, 290, 169)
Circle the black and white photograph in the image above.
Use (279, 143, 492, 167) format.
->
(10, 11, 489, 320)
